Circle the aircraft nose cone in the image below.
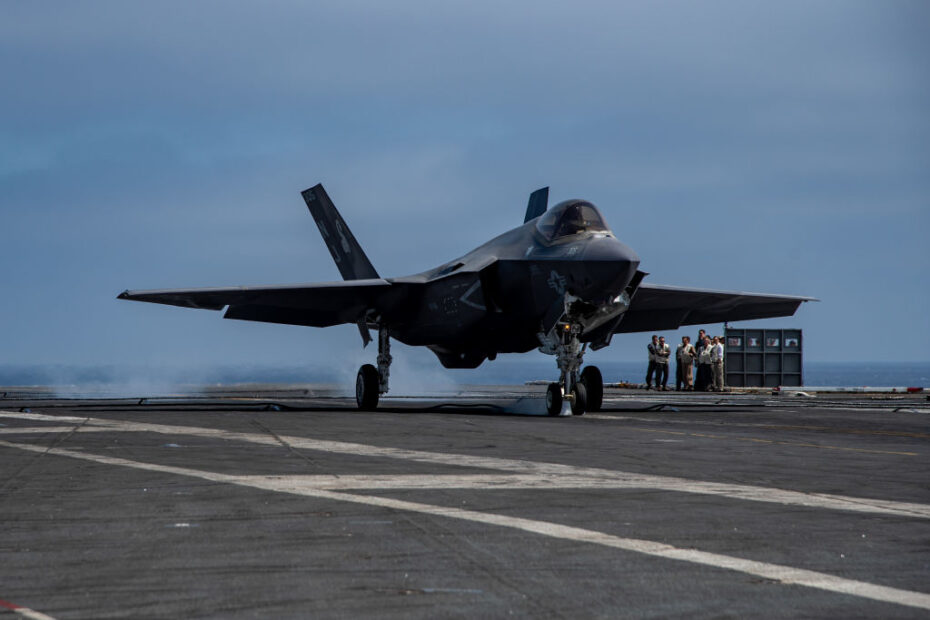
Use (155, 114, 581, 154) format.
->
(583, 237, 640, 265)
(581, 237, 640, 294)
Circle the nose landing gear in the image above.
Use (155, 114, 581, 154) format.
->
(356, 326, 391, 410)
(541, 322, 602, 416)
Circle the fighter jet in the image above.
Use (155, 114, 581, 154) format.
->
(119, 184, 814, 415)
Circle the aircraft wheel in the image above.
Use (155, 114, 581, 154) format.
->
(580, 366, 603, 412)
(545, 383, 562, 416)
(570, 383, 587, 416)
(356, 364, 380, 410)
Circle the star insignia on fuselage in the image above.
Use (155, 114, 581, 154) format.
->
(547, 270, 566, 295)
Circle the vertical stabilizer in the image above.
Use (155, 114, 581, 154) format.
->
(524, 187, 549, 223)
(301, 184, 379, 281)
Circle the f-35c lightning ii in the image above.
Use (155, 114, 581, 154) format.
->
(119, 183, 814, 415)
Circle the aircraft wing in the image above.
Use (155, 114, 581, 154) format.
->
(615, 283, 816, 333)
(118, 279, 398, 328)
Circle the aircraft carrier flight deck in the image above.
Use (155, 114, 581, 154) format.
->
(1, 385, 928, 618)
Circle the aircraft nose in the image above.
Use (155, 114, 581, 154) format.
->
(581, 237, 640, 293)
(583, 237, 640, 265)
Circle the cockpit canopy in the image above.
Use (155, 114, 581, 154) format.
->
(535, 200, 610, 241)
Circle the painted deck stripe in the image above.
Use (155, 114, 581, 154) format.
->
(0, 438, 928, 612)
(1, 411, 929, 519)
(0, 598, 57, 620)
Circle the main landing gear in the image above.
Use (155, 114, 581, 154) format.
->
(541, 322, 604, 417)
(356, 326, 391, 410)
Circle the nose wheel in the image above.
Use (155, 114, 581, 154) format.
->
(545, 380, 590, 416)
(546, 383, 562, 416)
(570, 383, 587, 415)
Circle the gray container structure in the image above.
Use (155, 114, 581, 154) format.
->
(724, 328, 803, 387)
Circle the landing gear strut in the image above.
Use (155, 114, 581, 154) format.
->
(356, 326, 391, 410)
(542, 322, 595, 417)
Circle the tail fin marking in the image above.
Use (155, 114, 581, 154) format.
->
(302, 184, 379, 281)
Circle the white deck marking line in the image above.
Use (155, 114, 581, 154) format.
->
(0, 413, 91, 423)
(14, 608, 57, 620)
(1, 439, 928, 612)
(0, 598, 57, 620)
(2, 411, 929, 519)
(0, 427, 88, 434)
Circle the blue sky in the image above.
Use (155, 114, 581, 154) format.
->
(1, 1, 928, 375)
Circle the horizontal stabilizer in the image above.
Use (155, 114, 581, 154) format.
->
(524, 187, 549, 223)
(302, 184, 379, 281)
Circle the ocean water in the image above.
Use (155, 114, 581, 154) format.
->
(0, 361, 928, 391)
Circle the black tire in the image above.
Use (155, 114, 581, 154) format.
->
(546, 383, 562, 416)
(580, 366, 603, 412)
(356, 364, 380, 410)
(571, 383, 587, 416)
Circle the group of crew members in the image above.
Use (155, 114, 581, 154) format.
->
(646, 329, 725, 391)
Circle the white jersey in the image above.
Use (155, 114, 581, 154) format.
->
(711, 342, 724, 363)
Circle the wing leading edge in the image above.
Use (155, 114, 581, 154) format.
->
(615, 283, 817, 333)
(118, 279, 395, 328)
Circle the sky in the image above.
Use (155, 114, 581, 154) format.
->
(1, 0, 928, 379)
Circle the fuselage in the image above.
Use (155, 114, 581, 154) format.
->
(382, 200, 640, 367)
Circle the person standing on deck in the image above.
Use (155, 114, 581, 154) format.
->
(645, 335, 659, 389)
(697, 335, 713, 391)
(655, 336, 671, 390)
(710, 335, 726, 392)
(679, 336, 697, 391)
(694, 329, 707, 388)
